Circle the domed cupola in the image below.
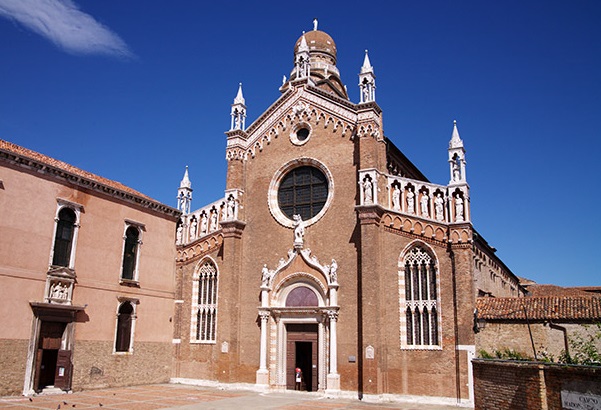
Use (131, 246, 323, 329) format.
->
(287, 19, 348, 99)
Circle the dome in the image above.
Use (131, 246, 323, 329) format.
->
(294, 30, 337, 61)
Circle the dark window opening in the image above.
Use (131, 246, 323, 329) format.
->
(296, 127, 310, 141)
(121, 226, 139, 280)
(115, 302, 134, 352)
(52, 208, 76, 267)
(278, 166, 328, 221)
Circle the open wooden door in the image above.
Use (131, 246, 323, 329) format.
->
(54, 350, 72, 390)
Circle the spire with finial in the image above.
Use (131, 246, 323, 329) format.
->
(448, 120, 467, 184)
(230, 83, 247, 131)
(358, 49, 376, 103)
(295, 33, 310, 79)
(177, 166, 193, 214)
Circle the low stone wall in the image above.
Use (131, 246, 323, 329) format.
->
(473, 359, 601, 410)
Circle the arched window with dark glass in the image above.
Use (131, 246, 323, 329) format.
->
(115, 302, 134, 353)
(191, 260, 218, 343)
(402, 246, 440, 347)
(278, 166, 328, 221)
(52, 207, 77, 267)
(121, 226, 140, 281)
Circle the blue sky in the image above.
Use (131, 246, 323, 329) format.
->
(1, 1, 599, 287)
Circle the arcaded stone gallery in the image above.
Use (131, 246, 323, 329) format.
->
(1, 23, 528, 405)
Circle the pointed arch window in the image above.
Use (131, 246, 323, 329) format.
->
(401, 246, 440, 348)
(190, 259, 218, 343)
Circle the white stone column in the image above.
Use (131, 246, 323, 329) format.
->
(256, 310, 270, 386)
(326, 310, 340, 393)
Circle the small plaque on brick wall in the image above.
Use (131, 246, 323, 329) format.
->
(221, 341, 229, 353)
(365, 345, 374, 359)
(561, 391, 601, 410)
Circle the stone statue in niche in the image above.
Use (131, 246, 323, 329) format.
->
(200, 213, 208, 234)
(452, 160, 461, 182)
(392, 185, 401, 210)
(176, 224, 183, 244)
(435, 193, 445, 221)
(50, 281, 68, 300)
(227, 196, 236, 219)
(189, 218, 197, 240)
(220, 203, 226, 221)
(293, 214, 305, 246)
(406, 188, 415, 214)
(420, 191, 429, 217)
(329, 259, 338, 284)
(210, 210, 218, 231)
(455, 194, 464, 222)
(363, 177, 373, 204)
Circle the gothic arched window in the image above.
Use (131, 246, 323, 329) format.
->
(401, 246, 440, 348)
(191, 260, 218, 343)
(52, 207, 77, 267)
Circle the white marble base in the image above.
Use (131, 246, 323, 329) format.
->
(255, 369, 269, 386)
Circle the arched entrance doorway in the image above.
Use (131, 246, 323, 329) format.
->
(255, 246, 340, 393)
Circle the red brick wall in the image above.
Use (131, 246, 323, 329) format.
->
(473, 359, 601, 410)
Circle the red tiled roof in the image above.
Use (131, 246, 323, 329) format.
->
(476, 296, 601, 321)
(523, 284, 600, 298)
(1, 139, 180, 219)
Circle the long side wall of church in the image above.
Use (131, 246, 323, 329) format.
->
(371, 228, 474, 400)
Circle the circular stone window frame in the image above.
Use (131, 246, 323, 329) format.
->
(289, 122, 312, 146)
(268, 157, 334, 229)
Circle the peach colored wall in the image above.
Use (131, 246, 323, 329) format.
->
(1, 163, 177, 342)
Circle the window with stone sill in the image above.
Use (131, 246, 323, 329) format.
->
(190, 259, 218, 343)
(120, 225, 142, 283)
(400, 246, 441, 349)
(50, 201, 82, 270)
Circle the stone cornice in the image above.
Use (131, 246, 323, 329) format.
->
(356, 204, 385, 225)
(220, 220, 246, 239)
(1, 148, 181, 221)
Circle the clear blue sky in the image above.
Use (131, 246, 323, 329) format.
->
(1, 1, 599, 287)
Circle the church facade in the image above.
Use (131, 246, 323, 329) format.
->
(171, 24, 523, 405)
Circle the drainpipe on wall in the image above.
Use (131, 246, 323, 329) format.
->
(547, 321, 569, 358)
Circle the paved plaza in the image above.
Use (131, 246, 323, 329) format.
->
(0, 384, 469, 410)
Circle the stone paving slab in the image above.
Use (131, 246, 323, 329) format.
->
(0, 384, 469, 410)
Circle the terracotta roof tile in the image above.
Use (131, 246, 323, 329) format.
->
(476, 296, 601, 321)
(1, 139, 180, 219)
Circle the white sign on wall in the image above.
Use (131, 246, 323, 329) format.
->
(561, 391, 601, 410)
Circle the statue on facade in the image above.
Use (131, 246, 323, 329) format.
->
(261, 264, 271, 287)
(227, 196, 236, 220)
(420, 191, 429, 217)
(391, 185, 401, 210)
(200, 212, 208, 235)
(329, 259, 338, 284)
(176, 224, 183, 244)
(406, 188, 415, 214)
(189, 218, 197, 240)
(363, 177, 373, 204)
(210, 210, 218, 231)
(452, 160, 461, 182)
(455, 194, 464, 222)
(435, 193, 444, 221)
(293, 214, 305, 246)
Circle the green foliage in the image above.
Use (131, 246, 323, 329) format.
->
(558, 323, 601, 366)
(477, 348, 532, 361)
